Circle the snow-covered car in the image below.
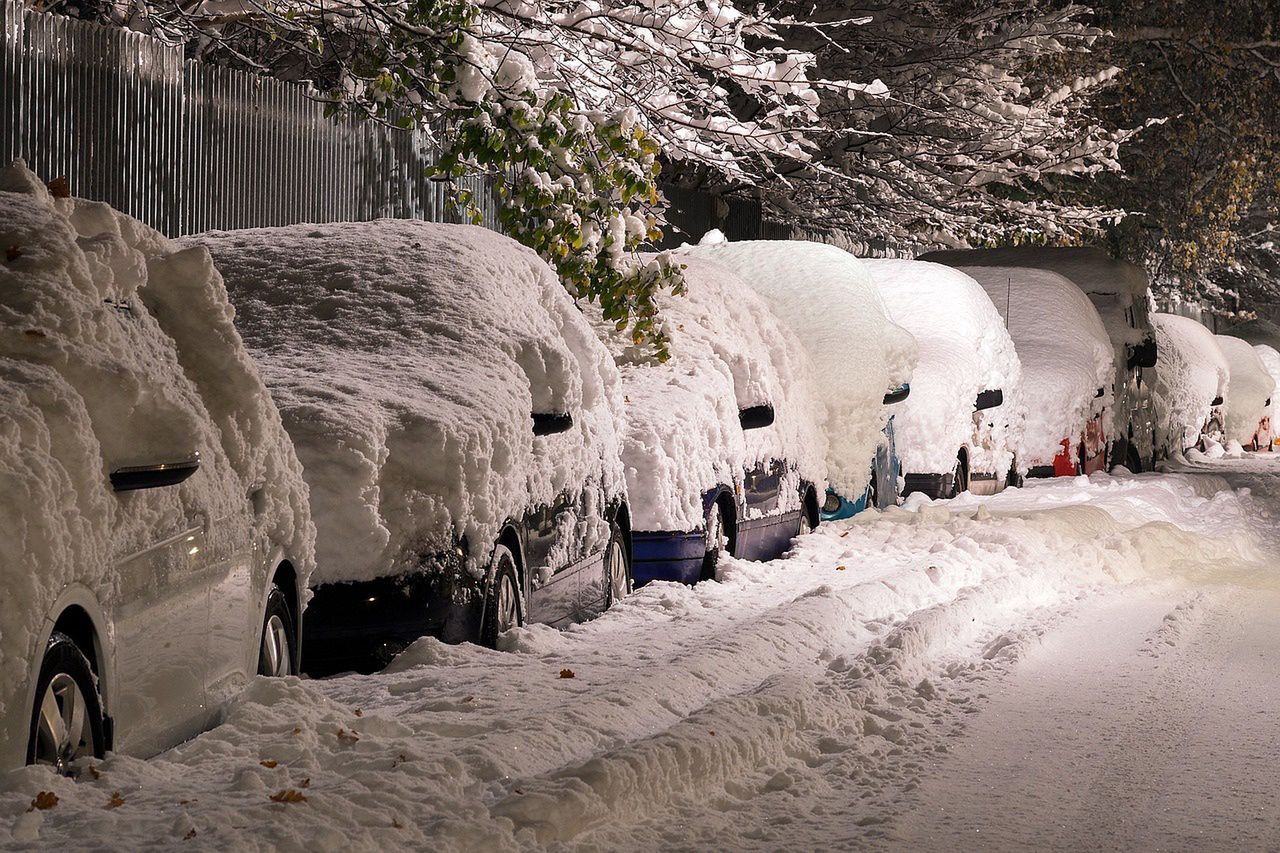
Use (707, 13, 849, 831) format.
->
(1214, 335, 1276, 451)
(676, 238, 917, 519)
(587, 254, 827, 585)
(1222, 321, 1280, 451)
(1150, 313, 1230, 456)
(193, 221, 630, 675)
(0, 162, 313, 773)
(952, 266, 1114, 478)
(863, 259, 1022, 498)
(1250, 344, 1280, 451)
(923, 247, 1158, 471)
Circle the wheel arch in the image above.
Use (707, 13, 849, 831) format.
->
(710, 485, 739, 555)
(801, 482, 820, 530)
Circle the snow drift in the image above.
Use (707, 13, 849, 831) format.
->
(954, 266, 1113, 468)
(862, 259, 1022, 478)
(675, 239, 917, 500)
(189, 221, 626, 586)
(587, 254, 827, 532)
(1149, 313, 1229, 453)
(1214, 335, 1276, 446)
(0, 161, 313, 724)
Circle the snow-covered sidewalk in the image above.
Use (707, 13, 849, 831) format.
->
(3, 459, 1279, 850)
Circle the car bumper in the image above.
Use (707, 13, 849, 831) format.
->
(302, 570, 483, 676)
(632, 529, 706, 586)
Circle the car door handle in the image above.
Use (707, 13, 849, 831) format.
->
(110, 453, 200, 492)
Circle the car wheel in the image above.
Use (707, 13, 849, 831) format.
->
(1006, 458, 1024, 489)
(603, 521, 631, 610)
(481, 544, 523, 647)
(258, 585, 296, 677)
(700, 500, 729, 581)
(27, 632, 105, 774)
(947, 454, 968, 498)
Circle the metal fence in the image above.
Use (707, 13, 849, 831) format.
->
(0, 0, 498, 237)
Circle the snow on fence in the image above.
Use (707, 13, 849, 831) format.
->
(0, 0, 499, 237)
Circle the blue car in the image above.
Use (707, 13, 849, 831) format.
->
(822, 388, 907, 521)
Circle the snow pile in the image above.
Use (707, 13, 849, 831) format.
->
(190, 221, 625, 585)
(1252, 344, 1280, 446)
(0, 468, 1264, 849)
(1214, 335, 1276, 446)
(954, 266, 1113, 467)
(1150, 313, 1229, 453)
(0, 161, 313, 722)
(676, 240, 917, 499)
(588, 254, 827, 531)
(862, 260, 1022, 477)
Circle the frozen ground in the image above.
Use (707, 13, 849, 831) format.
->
(4, 456, 1280, 850)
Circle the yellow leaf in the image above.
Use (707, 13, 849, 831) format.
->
(29, 791, 58, 811)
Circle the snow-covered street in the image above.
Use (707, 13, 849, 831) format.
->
(3, 456, 1278, 850)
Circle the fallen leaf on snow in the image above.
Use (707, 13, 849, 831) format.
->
(269, 789, 308, 804)
(559, 668, 575, 679)
(104, 791, 125, 809)
(836, 565, 847, 571)
(354, 709, 363, 717)
(336, 728, 360, 743)
(29, 791, 58, 811)
(260, 760, 278, 768)
(300, 778, 311, 789)
(184, 829, 198, 840)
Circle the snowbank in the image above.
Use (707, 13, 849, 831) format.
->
(1214, 335, 1276, 446)
(1150, 314, 1229, 453)
(862, 260, 1021, 477)
(189, 221, 625, 586)
(0, 161, 313, 725)
(587, 254, 827, 531)
(954, 266, 1113, 468)
(675, 240, 917, 499)
(1253, 344, 1280, 446)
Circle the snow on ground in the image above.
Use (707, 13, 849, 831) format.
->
(5, 453, 1280, 850)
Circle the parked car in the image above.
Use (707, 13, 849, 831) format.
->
(677, 238, 917, 519)
(0, 161, 313, 773)
(951, 265, 1114, 478)
(194, 221, 631, 676)
(1214, 335, 1276, 451)
(1250, 344, 1280, 451)
(1222, 320, 1280, 451)
(863, 259, 1022, 498)
(923, 247, 1157, 471)
(587, 253, 828, 585)
(1150, 313, 1230, 456)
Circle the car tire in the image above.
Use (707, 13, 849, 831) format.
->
(947, 453, 968, 499)
(1006, 459, 1024, 489)
(603, 521, 631, 610)
(481, 544, 523, 647)
(27, 632, 105, 774)
(258, 585, 296, 677)
(700, 500, 729, 582)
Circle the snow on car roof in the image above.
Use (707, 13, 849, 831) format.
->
(190, 220, 625, 585)
(676, 239, 917, 501)
(1222, 317, 1280, 353)
(1150, 313, 1230, 452)
(954, 265, 1114, 467)
(588, 254, 828, 531)
(0, 160, 314, 707)
(1214, 334, 1276, 445)
(921, 246, 1151, 347)
(862, 259, 1022, 476)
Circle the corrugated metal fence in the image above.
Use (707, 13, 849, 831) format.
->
(0, 0, 498, 236)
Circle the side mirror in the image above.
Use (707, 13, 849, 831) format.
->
(1095, 387, 1106, 399)
(1211, 396, 1224, 407)
(882, 384, 911, 406)
(532, 412, 573, 436)
(974, 389, 1004, 411)
(1127, 336, 1158, 369)
(111, 454, 200, 492)
(739, 404, 775, 431)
